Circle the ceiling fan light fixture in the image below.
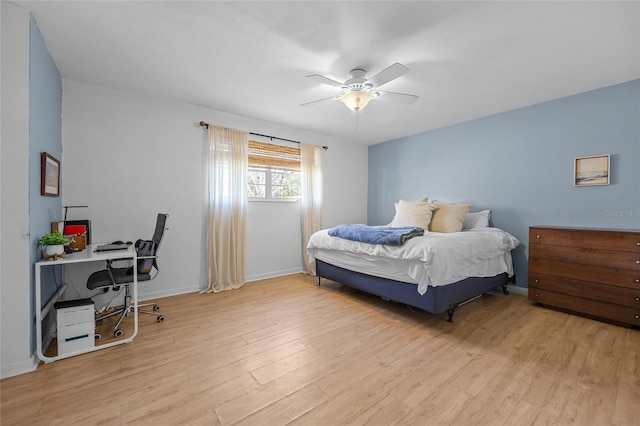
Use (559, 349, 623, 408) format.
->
(340, 90, 374, 111)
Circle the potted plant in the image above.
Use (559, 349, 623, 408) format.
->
(39, 230, 71, 257)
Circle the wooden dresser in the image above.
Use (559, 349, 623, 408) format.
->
(528, 226, 640, 326)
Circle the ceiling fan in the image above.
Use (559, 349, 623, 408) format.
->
(301, 63, 419, 112)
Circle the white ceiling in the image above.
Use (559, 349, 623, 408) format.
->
(18, 1, 640, 145)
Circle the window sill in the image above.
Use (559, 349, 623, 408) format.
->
(248, 198, 300, 203)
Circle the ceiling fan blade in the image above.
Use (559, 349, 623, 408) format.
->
(306, 74, 345, 88)
(375, 90, 419, 104)
(300, 95, 340, 107)
(366, 63, 409, 88)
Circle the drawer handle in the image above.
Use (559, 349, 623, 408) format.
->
(636, 315, 639, 320)
(535, 293, 539, 297)
(65, 334, 90, 342)
(636, 279, 640, 283)
(535, 279, 539, 283)
(536, 235, 540, 239)
(636, 297, 640, 302)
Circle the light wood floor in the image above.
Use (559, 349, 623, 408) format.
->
(1, 273, 638, 425)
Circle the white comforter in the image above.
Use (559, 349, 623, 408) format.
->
(307, 227, 520, 294)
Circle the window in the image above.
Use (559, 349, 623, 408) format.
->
(247, 140, 301, 200)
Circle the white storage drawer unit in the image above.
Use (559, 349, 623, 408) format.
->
(55, 299, 95, 356)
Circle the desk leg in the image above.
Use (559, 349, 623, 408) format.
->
(35, 264, 45, 362)
(131, 257, 139, 340)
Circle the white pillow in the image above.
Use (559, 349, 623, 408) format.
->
(393, 197, 427, 211)
(429, 200, 472, 233)
(463, 210, 491, 230)
(390, 199, 434, 229)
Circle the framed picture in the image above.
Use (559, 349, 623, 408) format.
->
(41, 152, 60, 196)
(574, 154, 610, 186)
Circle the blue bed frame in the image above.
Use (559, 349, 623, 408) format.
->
(315, 259, 511, 322)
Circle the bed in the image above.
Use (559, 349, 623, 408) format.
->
(307, 202, 520, 321)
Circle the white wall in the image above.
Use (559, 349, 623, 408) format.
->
(247, 201, 303, 281)
(62, 80, 368, 300)
(1, 2, 38, 378)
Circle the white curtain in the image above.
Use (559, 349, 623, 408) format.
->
(300, 143, 323, 275)
(203, 126, 248, 293)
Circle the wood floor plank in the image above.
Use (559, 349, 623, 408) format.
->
(451, 370, 531, 425)
(122, 386, 220, 425)
(613, 330, 640, 426)
(521, 374, 574, 420)
(289, 364, 408, 425)
(532, 409, 562, 426)
(191, 339, 308, 388)
(391, 382, 473, 426)
(213, 368, 311, 425)
(503, 399, 544, 426)
(445, 344, 511, 397)
(559, 381, 618, 426)
(1, 273, 637, 426)
(388, 338, 477, 409)
(234, 383, 328, 426)
(45, 403, 123, 426)
(344, 393, 412, 426)
(184, 331, 307, 379)
(186, 372, 260, 406)
(250, 331, 364, 386)
(313, 354, 394, 398)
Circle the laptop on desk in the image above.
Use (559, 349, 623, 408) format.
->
(95, 243, 130, 252)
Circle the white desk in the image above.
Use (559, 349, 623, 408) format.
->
(34, 244, 138, 363)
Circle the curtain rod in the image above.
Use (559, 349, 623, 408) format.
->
(199, 121, 328, 150)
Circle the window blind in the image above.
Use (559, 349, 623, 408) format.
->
(248, 140, 300, 171)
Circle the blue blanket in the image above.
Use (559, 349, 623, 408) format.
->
(327, 224, 424, 246)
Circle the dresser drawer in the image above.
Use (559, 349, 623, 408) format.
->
(529, 258, 640, 289)
(529, 288, 640, 326)
(528, 273, 640, 308)
(57, 322, 94, 356)
(529, 244, 640, 271)
(57, 304, 94, 327)
(530, 227, 640, 253)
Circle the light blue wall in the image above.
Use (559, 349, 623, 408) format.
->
(29, 17, 63, 350)
(369, 80, 640, 288)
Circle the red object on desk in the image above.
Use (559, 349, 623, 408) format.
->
(64, 225, 86, 235)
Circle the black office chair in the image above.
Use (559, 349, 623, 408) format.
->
(87, 213, 169, 338)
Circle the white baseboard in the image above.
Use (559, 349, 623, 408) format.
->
(138, 283, 201, 302)
(138, 269, 305, 301)
(138, 268, 303, 302)
(0, 354, 38, 379)
(246, 267, 303, 283)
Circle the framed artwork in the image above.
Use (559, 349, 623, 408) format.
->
(574, 154, 610, 186)
(41, 152, 60, 196)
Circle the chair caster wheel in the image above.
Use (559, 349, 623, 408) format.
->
(153, 304, 160, 311)
(157, 315, 165, 322)
(114, 329, 123, 337)
(95, 333, 101, 340)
